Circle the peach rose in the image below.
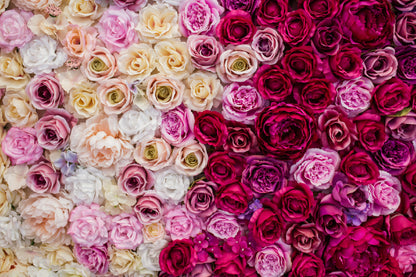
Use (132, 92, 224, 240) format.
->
(134, 137, 173, 171)
(145, 74, 184, 112)
(172, 141, 208, 176)
(81, 46, 117, 82)
(61, 25, 97, 58)
(118, 43, 156, 83)
(63, 0, 105, 27)
(97, 78, 133, 115)
(142, 222, 166, 243)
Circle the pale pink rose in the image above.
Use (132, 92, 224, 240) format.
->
(187, 35, 223, 72)
(25, 73, 65, 110)
(97, 78, 133, 115)
(134, 192, 164, 224)
(160, 105, 195, 147)
(368, 171, 401, 216)
(390, 244, 416, 273)
(70, 115, 134, 176)
(2, 127, 43, 165)
(109, 213, 143, 249)
(206, 211, 240, 239)
(0, 9, 33, 52)
(113, 0, 147, 12)
(165, 205, 204, 240)
(61, 25, 97, 58)
(255, 242, 292, 277)
(134, 137, 173, 171)
(17, 193, 73, 245)
(81, 46, 118, 82)
(146, 74, 185, 112)
(251, 27, 285, 65)
(117, 163, 154, 197)
(27, 161, 61, 194)
(68, 203, 110, 247)
(172, 141, 208, 176)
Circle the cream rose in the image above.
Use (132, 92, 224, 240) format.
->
(70, 115, 134, 176)
(0, 248, 17, 274)
(97, 78, 133, 115)
(172, 141, 208, 176)
(145, 74, 185, 112)
(0, 184, 11, 217)
(13, 0, 61, 11)
(57, 262, 91, 277)
(118, 43, 156, 83)
(103, 180, 136, 215)
(0, 0, 9, 14)
(142, 222, 166, 243)
(0, 50, 30, 91)
(109, 248, 141, 276)
(185, 71, 223, 112)
(27, 14, 65, 39)
(134, 137, 173, 171)
(155, 39, 193, 80)
(63, 0, 105, 27)
(40, 245, 74, 271)
(136, 4, 180, 43)
(81, 46, 117, 82)
(67, 80, 100, 119)
(2, 90, 38, 128)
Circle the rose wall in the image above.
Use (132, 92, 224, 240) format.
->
(0, 0, 416, 276)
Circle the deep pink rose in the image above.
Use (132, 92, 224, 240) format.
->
(255, 0, 287, 27)
(109, 213, 143, 249)
(402, 163, 416, 197)
(294, 78, 335, 114)
(328, 45, 363, 80)
(225, 122, 258, 153)
(301, 0, 339, 20)
(161, 105, 195, 147)
(278, 9, 315, 47)
(27, 161, 61, 194)
(248, 208, 283, 247)
(340, 150, 379, 185)
(185, 180, 218, 217)
(26, 73, 64, 110)
(117, 163, 154, 197)
(215, 252, 247, 276)
(253, 64, 293, 102)
(159, 239, 197, 276)
(2, 127, 43, 165)
(216, 10, 255, 45)
(390, 214, 416, 246)
(374, 77, 411, 116)
(134, 192, 164, 225)
(314, 195, 347, 238)
(194, 111, 227, 148)
(216, 182, 253, 215)
(73, 244, 109, 275)
(356, 115, 387, 152)
(282, 46, 319, 81)
(0, 9, 33, 52)
(289, 253, 325, 277)
(204, 151, 246, 186)
(312, 18, 342, 57)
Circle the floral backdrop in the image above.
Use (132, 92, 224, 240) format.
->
(0, 0, 416, 276)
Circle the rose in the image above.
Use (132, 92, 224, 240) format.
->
(0, 50, 30, 91)
(368, 171, 401, 216)
(161, 105, 195, 147)
(155, 39, 193, 80)
(61, 25, 97, 59)
(154, 168, 192, 203)
(386, 112, 416, 141)
(249, 208, 283, 247)
(0, 9, 33, 52)
(133, 137, 172, 171)
(282, 46, 319, 81)
(117, 163, 154, 197)
(165, 205, 203, 240)
(159, 239, 197, 276)
(221, 0, 258, 12)
(204, 151, 245, 186)
(216, 182, 253, 215)
(73, 244, 109, 275)
(374, 138, 415, 176)
(36, 109, 77, 150)
(119, 108, 161, 144)
(255, 0, 287, 27)
(301, 0, 339, 20)
(0, 0, 9, 14)
(340, 150, 379, 185)
(67, 81, 100, 119)
(290, 254, 325, 277)
(285, 223, 322, 253)
(194, 110, 227, 147)
(255, 243, 292, 277)
(179, 0, 223, 37)
(340, 0, 394, 49)
(374, 78, 411, 116)
(255, 103, 315, 160)
(216, 10, 255, 45)
(314, 195, 347, 238)
(185, 71, 223, 111)
(2, 127, 43, 165)
(396, 46, 416, 84)
(26, 161, 60, 194)
(109, 213, 143, 249)
(81, 46, 117, 82)
(172, 141, 208, 176)
(273, 182, 315, 223)
(206, 211, 240, 239)
(335, 78, 374, 117)
(185, 180, 217, 217)
(68, 203, 110, 247)
(395, 13, 416, 46)
(117, 43, 155, 82)
(363, 47, 398, 84)
(138, 240, 167, 271)
(294, 79, 335, 114)
(390, 245, 416, 273)
(242, 155, 287, 196)
(134, 192, 164, 224)
(216, 44, 258, 83)
(225, 122, 257, 153)
(311, 18, 342, 57)
(2, 90, 38, 128)
(390, 214, 416, 246)
(214, 254, 247, 276)
(97, 78, 133, 115)
(392, 0, 416, 11)
(63, 0, 104, 27)
(253, 65, 292, 102)
(108, 248, 140, 276)
(222, 82, 265, 124)
(356, 115, 387, 152)
(145, 74, 185, 112)
(20, 35, 67, 75)
(403, 163, 416, 197)
(328, 45, 363, 80)
(113, 0, 147, 11)
(25, 73, 64, 110)
(278, 9, 315, 47)
(187, 35, 223, 72)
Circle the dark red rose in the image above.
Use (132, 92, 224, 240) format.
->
(403, 163, 416, 197)
(216, 10, 256, 45)
(374, 77, 412, 116)
(194, 111, 227, 147)
(285, 222, 323, 253)
(312, 18, 342, 57)
(390, 214, 416, 246)
(278, 9, 315, 47)
(255, 0, 288, 27)
(340, 149, 379, 185)
(356, 119, 387, 152)
(248, 208, 283, 247)
(282, 46, 319, 81)
(289, 253, 325, 277)
(225, 122, 257, 153)
(294, 78, 335, 114)
(328, 45, 363, 80)
(159, 239, 197, 276)
(216, 182, 253, 215)
(204, 151, 246, 186)
(301, 0, 339, 20)
(255, 103, 315, 160)
(314, 195, 347, 238)
(253, 64, 293, 102)
(214, 252, 246, 276)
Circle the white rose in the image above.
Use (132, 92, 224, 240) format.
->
(3, 165, 28, 192)
(0, 211, 24, 248)
(109, 248, 141, 276)
(103, 180, 136, 215)
(27, 266, 57, 277)
(119, 108, 161, 144)
(154, 168, 192, 203)
(20, 36, 67, 75)
(63, 167, 104, 206)
(57, 263, 91, 277)
(138, 240, 168, 272)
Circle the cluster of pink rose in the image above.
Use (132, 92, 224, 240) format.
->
(1, 0, 416, 276)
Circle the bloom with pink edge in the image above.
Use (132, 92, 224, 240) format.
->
(2, 127, 43, 165)
(109, 213, 143, 249)
(0, 9, 33, 52)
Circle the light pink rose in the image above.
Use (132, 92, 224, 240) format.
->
(97, 78, 133, 115)
(27, 161, 61, 194)
(255, 242, 292, 277)
(61, 25, 97, 58)
(368, 171, 401, 216)
(2, 127, 43, 165)
(187, 35, 223, 72)
(206, 211, 240, 239)
(117, 163, 154, 197)
(363, 47, 398, 84)
(161, 105, 195, 147)
(0, 9, 33, 52)
(165, 205, 204, 240)
(81, 46, 118, 82)
(134, 192, 164, 225)
(68, 203, 110, 247)
(251, 27, 285, 65)
(185, 180, 218, 218)
(146, 74, 185, 112)
(109, 213, 143, 249)
(335, 78, 374, 117)
(25, 73, 65, 110)
(172, 141, 208, 176)
(390, 244, 416, 273)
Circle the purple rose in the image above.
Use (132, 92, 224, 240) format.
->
(117, 163, 154, 197)
(363, 47, 398, 84)
(187, 35, 223, 72)
(185, 180, 218, 217)
(386, 112, 416, 141)
(335, 78, 374, 117)
(368, 171, 402, 216)
(222, 83, 265, 125)
(0, 9, 33, 52)
(26, 73, 65, 110)
(251, 27, 284, 65)
(179, 0, 224, 37)
(161, 105, 195, 147)
(395, 12, 416, 46)
(278, 9, 315, 47)
(113, 0, 147, 12)
(221, 0, 259, 12)
(73, 244, 109, 275)
(109, 213, 143, 249)
(396, 46, 416, 84)
(97, 6, 138, 53)
(374, 138, 415, 176)
(27, 161, 61, 194)
(206, 211, 240, 239)
(2, 127, 43, 165)
(314, 195, 347, 238)
(255, 0, 288, 27)
(311, 18, 342, 57)
(216, 10, 256, 45)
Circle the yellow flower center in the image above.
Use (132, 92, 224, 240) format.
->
(185, 153, 198, 168)
(90, 57, 108, 72)
(107, 90, 124, 104)
(144, 144, 158, 160)
(231, 58, 249, 72)
(155, 86, 172, 103)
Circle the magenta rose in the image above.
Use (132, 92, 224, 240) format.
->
(109, 213, 143, 249)
(224, 122, 257, 153)
(97, 6, 138, 53)
(253, 64, 293, 102)
(396, 46, 416, 84)
(112, 0, 147, 11)
(185, 180, 218, 217)
(0, 9, 33, 52)
(390, 214, 416, 246)
(363, 47, 398, 84)
(392, 0, 416, 11)
(215, 253, 248, 276)
(278, 9, 315, 47)
(301, 0, 339, 20)
(179, 0, 224, 37)
(204, 151, 245, 186)
(194, 111, 227, 148)
(206, 211, 240, 239)
(289, 253, 325, 277)
(285, 223, 322, 253)
(27, 161, 61, 194)
(117, 163, 154, 197)
(340, 0, 394, 49)
(165, 206, 204, 240)
(395, 12, 416, 46)
(216, 182, 253, 215)
(311, 18, 342, 57)
(73, 244, 109, 275)
(282, 46, 319, 81)
(314, 195, 347, 238)
(386, 112, 416, 141)
(255, 0, 287, 27)
(374, 138, 415, 176)
(341, 150, 379, 185)
(374, 77, 411, 116)
(356, 116, 387, 152)
(161, 105, 195, 147)
(187, 35, 223, 72)
(328, 45, 363, 80)
(221, 0, 259, 12)
(134, 192, 164, 225)
(159, 239, 197, 276)
(294, 78, 335, 114)
(251, 27, 284, 65)
(248, 208, 283, 247)
(216, 10, 255, 45)
(2, 127, 43, 165)
(25, 73, 64, 110)
(402, 163, 416, 197)
(255, 103, 315, 160)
